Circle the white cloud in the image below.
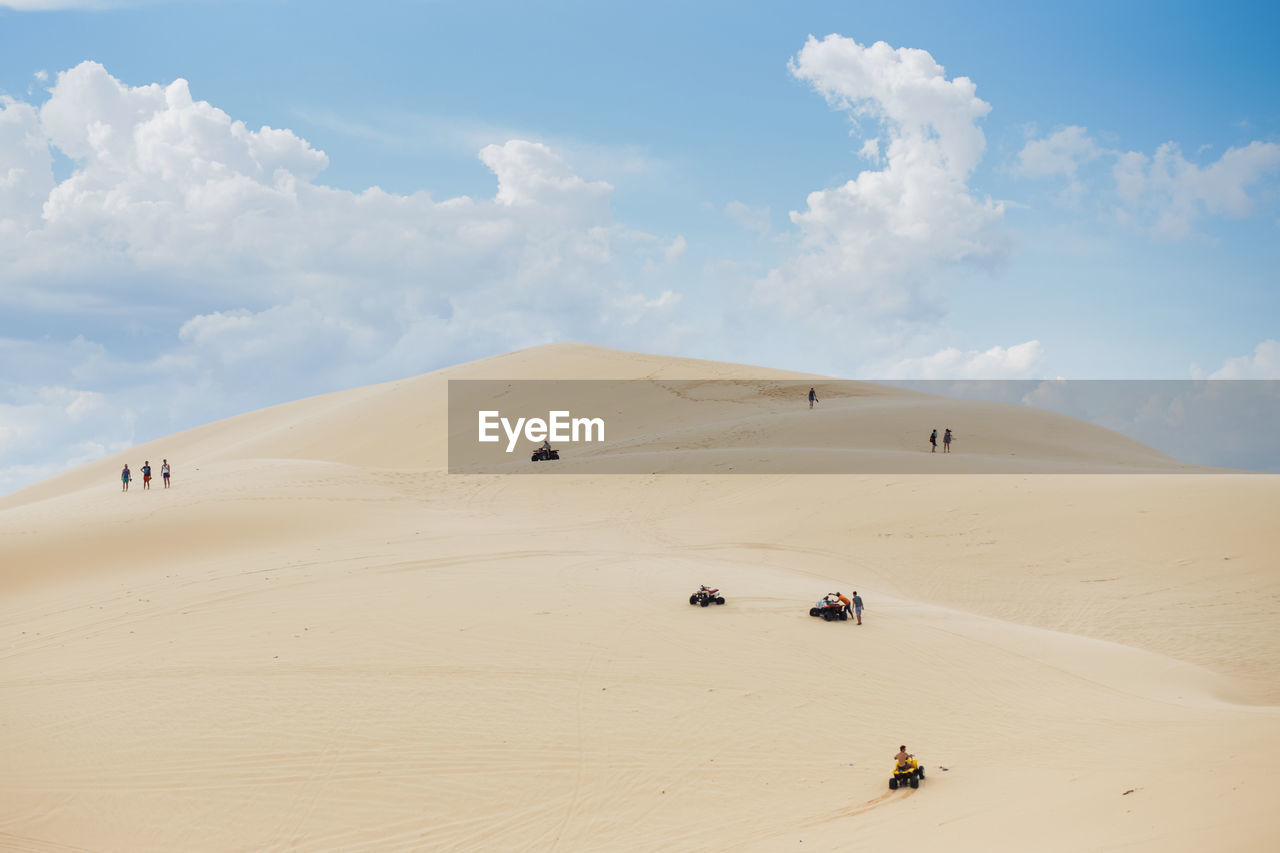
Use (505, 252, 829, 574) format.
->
(789, 36, 991, 176)
(1017, 126, 1280, 237)
(610, 289, 682, 327)
(1015, 126, 1101, 179)
(663, 234, 687, 264)
(1198, 340, 1280, 379)
(0, 96, 55, 231)
(1113, 140, 1280, 239)
(0, 62, 672, 322)
(1014, 125, 1104, 209)
(478, 139, 611, 214)
(882, 340, 1046, 379)
(754, 36, 1005, 324)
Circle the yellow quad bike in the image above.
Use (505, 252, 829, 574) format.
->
(889, 758, 924, 790)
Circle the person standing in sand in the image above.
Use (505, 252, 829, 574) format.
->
(852, 590, 864, 624)
(943, 428, 952, 453)
(162, 459, 171, 488)
(121, 464, 131, 492)
(929, 429, 937, 452)
(808, 387, 818, 409)
(141, 461, 152, 490)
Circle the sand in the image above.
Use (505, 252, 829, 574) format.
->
(2, 343, 1278, 852)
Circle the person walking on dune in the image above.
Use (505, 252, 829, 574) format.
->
(929, 429, 938, 453)
(162, 459, 171, 488)
(943, 428, 952, 453)
(809, 387, 818, 409)
(852, 590, 864, 624)
(141, 461, 152, 490)
(121, 464, 131, 492)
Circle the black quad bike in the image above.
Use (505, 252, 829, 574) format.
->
(689, 586, 726, 607)
(808, 593, 848, 622)
(530, 447, 560, 462)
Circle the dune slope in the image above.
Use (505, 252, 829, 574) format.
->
(2, 344, 1278, 852)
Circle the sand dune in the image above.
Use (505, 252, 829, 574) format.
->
(2, 344, 1278, 852)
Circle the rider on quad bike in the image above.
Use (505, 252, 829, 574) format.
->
(530, 439, 560, 462)
(889, 746, 924, 790)
(689, 585, 726, 607)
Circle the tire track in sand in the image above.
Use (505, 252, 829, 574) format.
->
(545, 647, 600, 852)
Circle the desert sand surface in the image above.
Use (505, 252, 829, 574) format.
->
(2, 343, 1278, 852)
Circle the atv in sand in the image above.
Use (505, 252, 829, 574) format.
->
(808, 593, 848, 621)
(530, 447, 560, 462)
(689, 586, 725, 607)
(889, 759, 925, 790)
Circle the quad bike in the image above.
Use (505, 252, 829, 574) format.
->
(530, 447, 560, 462)
(889, 758, 925, 790)
(689, 586, 725, 607)
(808, 593, 848, 621)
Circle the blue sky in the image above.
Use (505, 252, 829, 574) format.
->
(1, 0, 1278, 491)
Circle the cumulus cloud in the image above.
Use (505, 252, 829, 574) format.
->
(2, 62, 671, 317)
(1015, 125, 1102, 208)
(662, 234, 687, 264)
(1194, 340, 1280, 379)
(1017, 126, 1280, 237)
(754, 36, 1005, 325)
(881, 340, 1047, 379)
(1016, 126, 1101, 179)
(478, 139, 611, 216)
(0, 96, 55, 231)
(0, 62, 688, 492)
(1114, 141, 1280, 239)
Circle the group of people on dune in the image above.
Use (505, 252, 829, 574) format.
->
(807, 387, 956, 454)
(120, 459, 170, 491)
